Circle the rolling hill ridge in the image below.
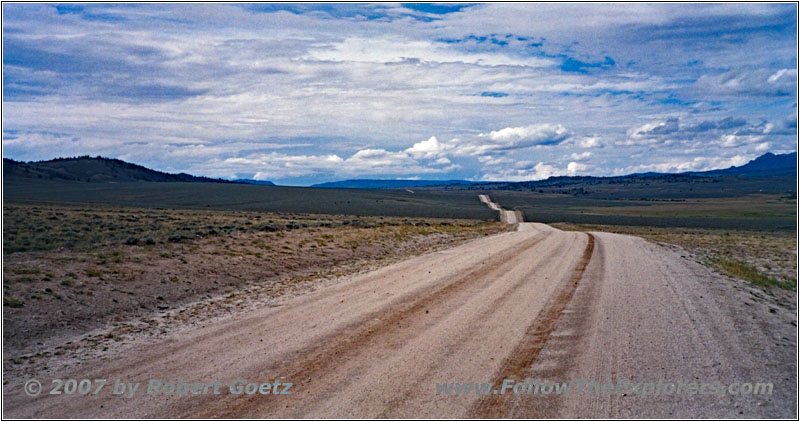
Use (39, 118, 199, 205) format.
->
(3, 156, 238, 184)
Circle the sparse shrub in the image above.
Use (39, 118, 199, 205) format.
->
(85, 268, 102, 277)
(255, 224, 279, 232)
(3, 296, 24, 308)
(12, 268, 39, 275)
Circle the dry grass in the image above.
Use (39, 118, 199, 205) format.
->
(3, 202, 510, 367)
(5, 203, 494, 253)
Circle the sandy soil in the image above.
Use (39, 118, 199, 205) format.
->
(3, 220, 504, 367)
(3, 221, 795, 418)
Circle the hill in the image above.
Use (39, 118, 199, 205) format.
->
(3, 156, 236, 184)
(233, 179, 276, 186)
(704, 152, 797, 174)
(312, 179, 474, 189)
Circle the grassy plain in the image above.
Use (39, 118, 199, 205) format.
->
(489, 191, 795, 231)
(3, 180, 496, 220)
(3, 201, 508, 374)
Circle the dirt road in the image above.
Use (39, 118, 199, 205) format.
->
(4, 223, 796, 418)
(479, 194, 519, 224)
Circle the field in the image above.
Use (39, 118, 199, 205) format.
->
(485, 190, 796, 292)
(487, 191, 796, 231)
(3, 180, 496, 220)
(3, 201, 507, 376)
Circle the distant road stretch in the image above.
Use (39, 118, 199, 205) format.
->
(5, 223, 795, 417)
(478, 194, 519, 224)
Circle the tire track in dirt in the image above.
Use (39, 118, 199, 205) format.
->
(503, 232, 607, 418)
(189, 231, 552, 417)
(371, 230, 580, 417)
(469, 232, 595, 418)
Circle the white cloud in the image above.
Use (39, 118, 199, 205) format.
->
(574, 137, 602, 148)
(305, 37, 554, 68)
(569, 151, 592, 160)
(696, 69, 797, 97)
(481, 160, 589, 181)
(624, 118, 680, 145)
(566, 161, 589, 175)
(486, 124, 569, 145)
(614, 155, 751, 174)
(2, 3, 794, 184)
(444, 124, 570, 157)
(719, 134, 764, 148)
(767, 68, 795, 83)
(405, 136, 446, 159)
(346, 148, 414, 167)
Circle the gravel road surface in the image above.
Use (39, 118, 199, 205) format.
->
(4, 222, 795, 418)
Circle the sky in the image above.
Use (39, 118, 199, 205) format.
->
(2, 3, 797, 185)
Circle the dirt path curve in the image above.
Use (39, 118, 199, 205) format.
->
(478, 194, 518, 224)
(4, 224, 795, 418)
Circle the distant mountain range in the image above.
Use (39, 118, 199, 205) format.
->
(233, 179, 276, 186)
(3, 156, 238, 184)
(311, 179, 474, 189)
(702, 152, 796, 174)
(2, 152, 795, 187)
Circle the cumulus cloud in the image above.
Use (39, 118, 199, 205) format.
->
(566, 162, 589, 175)
(486, 124, 569, 145)
(405, 136, 447, 159)
(481, 159, 589, 181)
(441, 124, 570, 157)
(197, 147, 459, 181)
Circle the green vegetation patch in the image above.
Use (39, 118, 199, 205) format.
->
(3, 296, 24, 308)
(710, 258, 796, 291)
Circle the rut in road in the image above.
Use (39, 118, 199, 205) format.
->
(470, 233, 595, 418)
(190, 229, 557, 417)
